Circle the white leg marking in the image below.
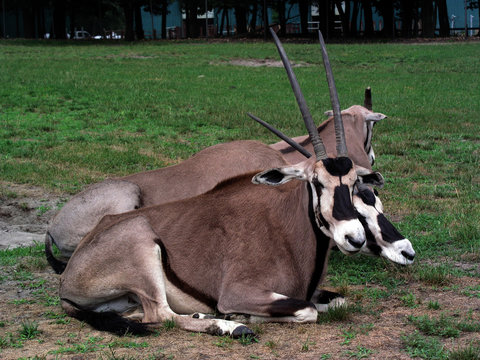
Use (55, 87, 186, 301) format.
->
(315, 296, 346, 312)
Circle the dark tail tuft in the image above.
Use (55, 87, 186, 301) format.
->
(63, 299, 151, 336)
(45, 232, 67, 274)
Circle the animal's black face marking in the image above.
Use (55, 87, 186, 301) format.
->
(356, 188, 376, 207)
(332, 185, 356, 221)
(377, 214, 405, 243)
(358, 215, 382, 256)
(312, 180, 330, 229)
(321, 157, 353, 177)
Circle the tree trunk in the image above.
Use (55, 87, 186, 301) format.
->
(219, 7, 226, 36)
(134, 2, 144, 40)
(298, 0, 309, 35)
(123, 0, 135, 41)
(226, 7, 230, 36)
(250, 1, 258, 33)
(277, 0, 286, 36)
(421, 0, 434, 37)
(319, 0, 329, 38)
(234, 6, 247, 35)
(362, 0, 374, 37)
(379, 0, 395, 38)
(161, 0, 167, 39)
(437, 0, 449, 37)
(22, 6, 35, 38)
(53, 0, 67, 39)
(350, 0, 359, 37)
(186, 2, 198, 38)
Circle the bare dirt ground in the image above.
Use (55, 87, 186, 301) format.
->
(0, 182, 479, 359)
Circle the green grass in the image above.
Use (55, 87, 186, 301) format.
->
(0, 39, 479, 358)
(408, 313, 480, 338)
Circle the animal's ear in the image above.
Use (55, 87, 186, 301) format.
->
(365, 113, 387, 122)
(252, 164, 309, 186)
(354, 165, 384, 188)
(324, 110, 334, 117)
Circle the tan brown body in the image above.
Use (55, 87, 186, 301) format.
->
(47, 140, 287, 259)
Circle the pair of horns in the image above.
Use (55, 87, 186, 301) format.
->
(266, 28, 348, 160)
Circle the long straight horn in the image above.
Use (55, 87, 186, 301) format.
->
(317, 30, 348, 157)
(269, 27, 327, 160)
(247, 112, 312, 159)
(364, 87, 372, 110)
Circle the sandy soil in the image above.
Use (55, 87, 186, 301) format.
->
(0, 182, 479, 360)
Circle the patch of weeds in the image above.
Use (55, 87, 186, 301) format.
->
(249, 323, 264, 336)
(100, 346, 137, 360)
(20, 202, 30, 211)
(462, 285, 480, 298)
(400, 292, 419, 308)
(20, 279, 46, 290)
(19, 320, 41, 340)
(402, 331, 447, 360)
(0, 187, 18, 199)
(17, 256, 48, 271)
(56, 199, 68, 210)
(343, 346, 374, 359)
(50, 335, 105, 354)
(0, 332, 24, 349)
(249, 355, 261, 359)
(11, 299, 36, 305)
(317, 304, 357, 323)
(162, 318, 176, 331)
(238, 333, 259, 346)
(0, 321, 5, 327)
(12, 269, 34, 282)
(108, 338, 149, 349)
(320, 355, 332, 360)
(358, 323, 374, 335)
(36, 204, 51, 216)
(340, 329, 356, 345)
(41, 294, 60, 306)
(427, 300, 441, 310)
(43, 310, 66, 320)
(448, 342, 480, 360)
(456, 318, 480, 333)
(362, 287, 391, 302)
(214, 335, 234, 348)
(416, 265, 452, 286)
(407, 314, 461, 338)
(301, 336, 315, 352)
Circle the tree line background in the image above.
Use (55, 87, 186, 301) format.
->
(3, 0, 480, 41)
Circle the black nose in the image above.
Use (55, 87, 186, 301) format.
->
(401, 251, 415, 261)
(346, 235, 364, 249)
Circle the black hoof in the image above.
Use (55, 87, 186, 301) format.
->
(231, 325, 255, 339)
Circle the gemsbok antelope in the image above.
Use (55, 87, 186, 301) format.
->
(58, 30, 402, 337)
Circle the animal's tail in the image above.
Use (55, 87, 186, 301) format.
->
(61, 299, 151, 336)
(45, 232, 68, 274)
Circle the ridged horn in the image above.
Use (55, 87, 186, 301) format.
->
(364, 87, 372, 110)
(247, 112, 312, 159)
(317, 30, 348, 158)
(269, 27, 327, 161)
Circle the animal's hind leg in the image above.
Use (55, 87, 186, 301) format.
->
(61, 215, 252, 337)
(48, 179, 141, 257)
(310, 288, 345, 312)
(217, 288, 318, 324)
